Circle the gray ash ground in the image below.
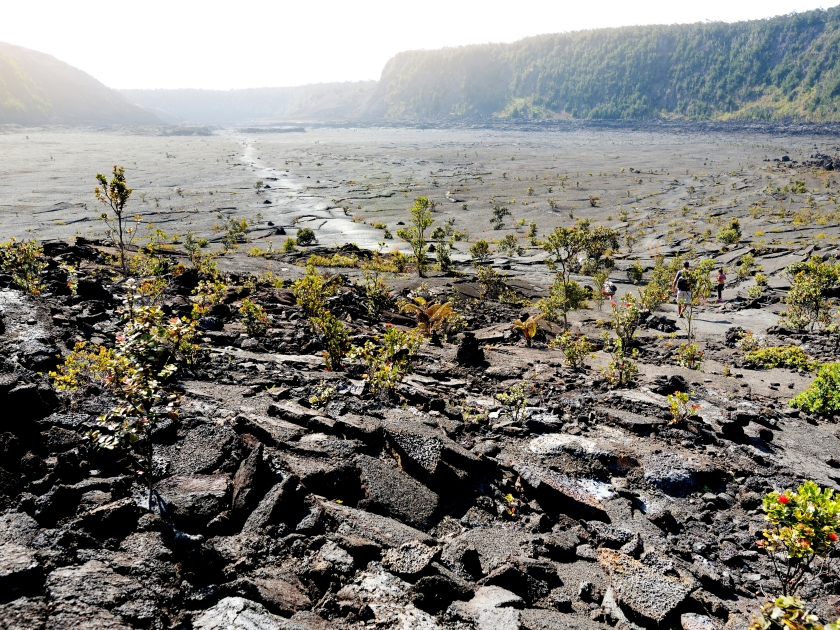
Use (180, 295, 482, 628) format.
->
(2, 122, 840, 630)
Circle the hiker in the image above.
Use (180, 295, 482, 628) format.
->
(716, 268, 726, 303)
(602, 278, 617, 299)
(672, 261, 691, 318)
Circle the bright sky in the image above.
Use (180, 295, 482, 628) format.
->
(1, 0, 834, 90)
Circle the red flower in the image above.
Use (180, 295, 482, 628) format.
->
(829, 532, 838, 542)
(778, 494, 790, 504)
(610, 301, 617, 307)
(385, 323, 393, 327)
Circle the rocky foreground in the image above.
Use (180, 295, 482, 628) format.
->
(1, 240, 839, 630)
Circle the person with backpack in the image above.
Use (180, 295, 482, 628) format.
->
(672, 261, 691, 318)
(716, 268, 726, 303)
(602, 278, 617, 300)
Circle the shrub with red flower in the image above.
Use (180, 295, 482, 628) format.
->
(759, 480, 840, 595)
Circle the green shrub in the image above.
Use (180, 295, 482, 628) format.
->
(780, 258, 839, 331)
(758, 481, 840, 595)
(239, 298, 268, 335)
(305, 253, 358, 268)
(536, 277, 591, 324)
(495, 382, 528, 422)
(291, 265, 341, 317)
(627, 260, 644, 285)
(601, 333, 638, 388)
(0, 238, 45, 295)
(609, 295, 640, 350)
(313, 311, 351, 371)
(675, 342, 704, 370)
(736, 330, 766, 352)
(283, 237, 297, 252)
(469, 239, 491, 266)
(397, 197, 434, 277)
(360, 270, 393, 318)
(550, 332, 594, 370)
(477, 265, 505, 300)
(717, 218, 742, 246)
(745, 346, 816, 371)
(296, 227, 316, 246)
(790, 363, 840, 415)
(50, 298, 197, 508)
(349, 325, 422, 393)
(215, 217, 250, 250)
(667, 391, 699, 424)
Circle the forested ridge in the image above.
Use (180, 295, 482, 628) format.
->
(368, 7, 840, 121)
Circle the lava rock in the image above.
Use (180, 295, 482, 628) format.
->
(155, 474, 231, 533)
(381, 540, 439, 576)
(597, 549, 695, 625)
(356, 454, 439, 530)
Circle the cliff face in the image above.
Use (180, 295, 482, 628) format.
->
(365, 7, 840, 121)
(0, 42, 159, 125)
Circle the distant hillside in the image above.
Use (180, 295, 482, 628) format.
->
(0, 42, 159, 125)
(368, 7, 840, 121)
(121, 82, 377, 124)
(9, 6, 840, 125)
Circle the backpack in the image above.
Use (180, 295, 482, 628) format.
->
(676, 270, 690, 291)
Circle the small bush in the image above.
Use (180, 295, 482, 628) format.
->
(601, 334, 638, 388)
(737, 253, 758, 280)
(758, 480, 840, 595)
(675, 343, 704, 370)
(737, 330, 766, 352)
(239, 298, 268, 335)
(536, 277, 591, 323)
(550, 332, 594, 370)
(627, 260, 644, 285)
(609, 296, 640, 350)
(716, 228, 740, 245)
(477, 265, 505, 300)
(668, 391, 700, 424)
(470, 239, 491, 266)
(313, 311, 351, 371)
(296, 227, 316, 246)
(349, 325, 422, 393)
(360, 270, 393, 319)
(0, 238, 45, 294)
(305, 253, 358, 268)
(745, 346, 816, 371)
(291, 265, 341, 317)
(780, 258, 839, 331)
(495, 382, 528, 422)
(215, 217, 250, 250)
(789, 363, 840, 415)
(283, 237, 297, 252)
(191, 278, 227, 319)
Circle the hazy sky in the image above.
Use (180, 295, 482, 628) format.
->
(1, 0, 833, 90)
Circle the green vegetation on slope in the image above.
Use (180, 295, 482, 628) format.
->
(370, 7, 840, 121)
(0, 42, 159, 125)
